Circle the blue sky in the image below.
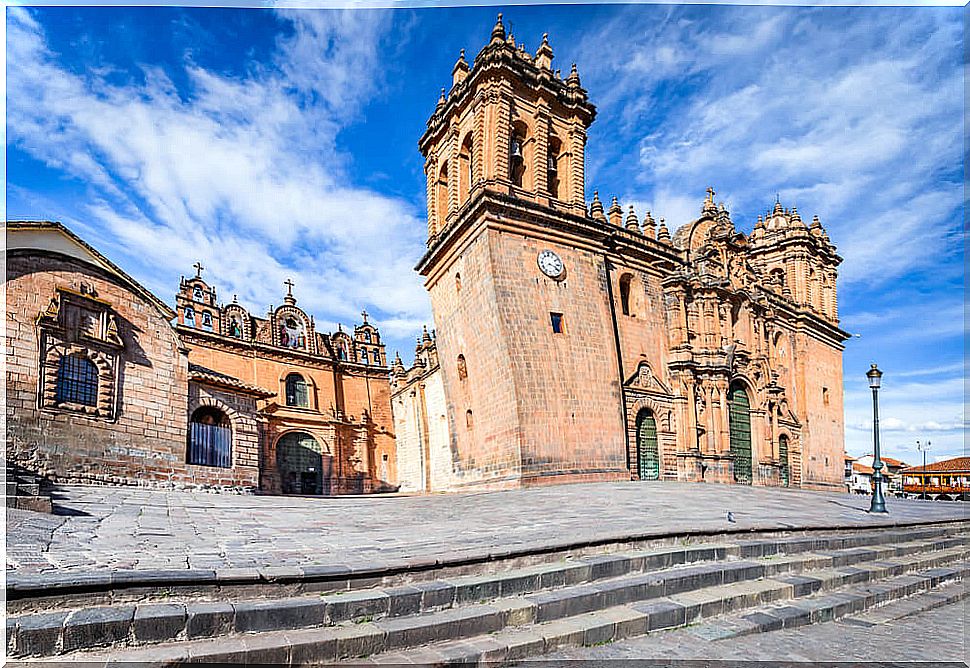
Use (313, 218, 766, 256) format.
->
(6, 4, 964, 464)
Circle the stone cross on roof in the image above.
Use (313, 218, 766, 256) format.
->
(361, 309, 369, 324)
(193, 261, 204, 277)
(284, 278, 295, 296)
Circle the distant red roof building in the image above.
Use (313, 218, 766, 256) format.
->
(903, 456, 970, 474)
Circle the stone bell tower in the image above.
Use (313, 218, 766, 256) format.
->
(416, 15, 630, 490)
(420, 14, 595, 244)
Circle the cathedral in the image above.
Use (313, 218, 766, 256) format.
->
(392, 16, 849, 492)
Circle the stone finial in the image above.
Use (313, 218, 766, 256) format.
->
(810, 214, 822, 229)
(590, 191, 606, 221)
(452, 49, 470, 85)
(643, 211, 657, 239)
(566, 63, 581, 89)
(755, 214, 764, 229)
(608, 196, 623, 226)
(657, 218, 671, 243)
(791, 206, 802, 223)
(555, 68, 562, 79)
(421, 324, 432, 345)
(490, 13, 506, 43)
(436, 88, 446, 110)
(625, 205, 640, 231)
(535, 32, 554, 70)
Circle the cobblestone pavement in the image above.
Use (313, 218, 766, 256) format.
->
(527, 598, 968, 664)
(5, 481, 967, 575)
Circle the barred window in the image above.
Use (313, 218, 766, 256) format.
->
(55, 354, 98, 406)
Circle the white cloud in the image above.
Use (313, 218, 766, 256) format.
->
(6, 7, 431, 346)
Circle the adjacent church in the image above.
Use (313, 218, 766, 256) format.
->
(6, 220, 395, 495)
(392, 17, 848, 492)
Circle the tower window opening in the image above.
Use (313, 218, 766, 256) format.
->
(547, 136, 562, 199)
(619, 273, 634, 316)
(550, 312, 564, 334)
(510, 122, 529, 188)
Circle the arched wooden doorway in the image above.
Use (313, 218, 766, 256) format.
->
(636, 409, 660, 481)
(728, 383, 752, 485)
(779, 434, 790, 487)
(188, 406, 232, 468)
(277, 432, 331, 495)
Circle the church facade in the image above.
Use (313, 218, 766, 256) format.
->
(397, 16, 849, 492)
(6, 220, 396, 495)
(174, 271, 396, 495)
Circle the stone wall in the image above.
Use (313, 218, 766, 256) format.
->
(5, 253, 253, 490)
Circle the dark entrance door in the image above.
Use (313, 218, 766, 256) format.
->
(728, 384, 753, 485)
(277, 432, 331, 495)
(779, 434, 790, 487)
(636, 409, 660, 480)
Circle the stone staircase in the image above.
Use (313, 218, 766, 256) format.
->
(5, 464, 52, 514)
(6, 522, 967, 664)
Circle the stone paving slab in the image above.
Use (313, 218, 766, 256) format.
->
(5, 481, 966, 585)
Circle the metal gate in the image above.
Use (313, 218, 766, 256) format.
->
(728, 384, 752, 485)
(636, 409, 660, 480)
(188, 422, 232, 468)
(277, 432, 331, 495)
(779, 434, 790, 487)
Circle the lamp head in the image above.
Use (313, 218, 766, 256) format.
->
(866, 363, 883, 389)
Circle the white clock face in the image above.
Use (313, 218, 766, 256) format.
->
(537, 250, 565, 279)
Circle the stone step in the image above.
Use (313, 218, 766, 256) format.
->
(9, 520, 966, 611)
(14, 538, 968, 662)
(7, 482, 19, 496)
(8, 530, 964, 658)
(5, 496, 53, 514)
(359, 561, 970, 667)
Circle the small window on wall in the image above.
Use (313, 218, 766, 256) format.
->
(360, 349, 369, 364)
(465, 409, 474, 430)
(285, 373, 309, 408)
(193, 286, 204, 302)
(457, 354, 468, 381)
(550, 312, 564, 334)
(822, 387, 830, 406)
(619, 273, 634, 316)
(201, 312, 213, 331)
(456, 272, 462, 294)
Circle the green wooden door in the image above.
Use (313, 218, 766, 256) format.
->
(779, 434, 790, 487)
(636, 409, 660, 480)
(728, 385, 752, 485)
(277, 432, 330, 495)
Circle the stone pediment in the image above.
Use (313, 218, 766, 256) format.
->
(624, 360, 672, 395)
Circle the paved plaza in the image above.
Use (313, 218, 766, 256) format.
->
(6, 481, 966, 578)
(528, 597, 968, 664)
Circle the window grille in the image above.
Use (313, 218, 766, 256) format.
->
(55, 355, 98, 406)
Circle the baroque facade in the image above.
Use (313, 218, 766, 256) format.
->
(5, 220, 397, 495)
(396, 17, 849, 492)
(174, 270, 396, 495)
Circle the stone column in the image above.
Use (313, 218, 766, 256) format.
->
(495, 89, 513, 184)
(712, 379, 727, 454)
(684, 376, 698, 452)
(425, 157, 437, 239)
(533, 108, 550, 196)
(569, 122, 586, 209)
(447, 127, 460, 218)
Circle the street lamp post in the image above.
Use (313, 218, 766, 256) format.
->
(916, 440, 931, 500)
(867, 364, 888, 513)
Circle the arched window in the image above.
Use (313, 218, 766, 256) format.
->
(364, 331, 371, 343)
(510, 122, 530, 188)
(229, 316, 243, 338)
(619, 273, 634, 316)
(465, 409, 474, 430)
(547, 135, 562, 199)
(201, 312, 213, 331)
(457, 354, 467, 381)
(55, 354, 98, 406)
(459, 133, 474, 203)
(184, 306, 196, 328)
(436, 161, 449, 229)
(456, 272, 462, 294)
(193, 286, 204, 302)
(285, 373, 309, 408)
(188, 406, 232, 468)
